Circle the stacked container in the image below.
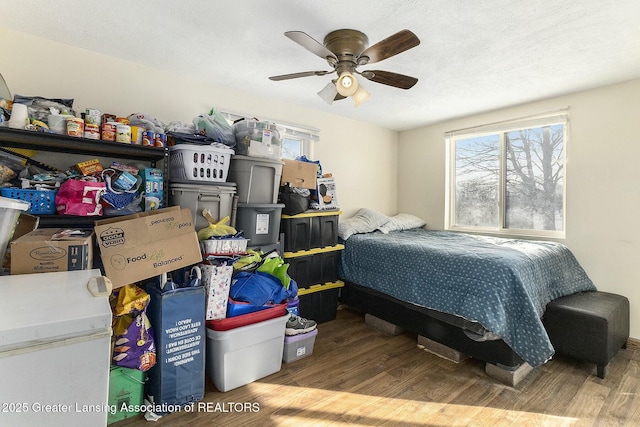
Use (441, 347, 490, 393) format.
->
(280, 210, 344, 323)
(168, 142, 238, 234)
(228, 155, 285, 250)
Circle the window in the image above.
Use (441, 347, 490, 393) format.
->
(446, 111, 567, 238)
(220, 111, 318, 160)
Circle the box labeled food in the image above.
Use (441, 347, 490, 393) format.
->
(10, 228, 94, 275)
(94, 207, 202, 288)
(74, 158, 103, 176)
(280, 159, 317, 190)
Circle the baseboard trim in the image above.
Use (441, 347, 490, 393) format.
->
(626, 337, 640, 351)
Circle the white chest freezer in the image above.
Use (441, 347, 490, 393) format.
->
(0, 269, 112, 427)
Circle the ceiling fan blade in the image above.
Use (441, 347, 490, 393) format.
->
(360, 70, 418, 89)
(285, 31, 338, 61)
(357, 29, 420, 65)
(269, 70, 333, 81)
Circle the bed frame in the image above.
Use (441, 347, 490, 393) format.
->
(340, 281, 526, 370)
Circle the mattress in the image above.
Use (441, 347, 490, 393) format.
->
(339, 229, 596, 367)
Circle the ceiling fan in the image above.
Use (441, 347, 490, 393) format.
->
(269, 29, 420, 106)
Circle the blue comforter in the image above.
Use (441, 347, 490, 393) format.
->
(339, 229, 596, 367)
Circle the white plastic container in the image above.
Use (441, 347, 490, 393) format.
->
(205, 312, 288, 392)
(0, 195, 29, 271)
(0, 269, 112, 426)
(169, 143, 235, 183)
(228, 155, 284, 204)
(169, 182, 236, 231)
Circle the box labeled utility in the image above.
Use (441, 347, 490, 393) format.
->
(280, 159, 317, 190)
(94, 207, 202, 288)
(283, 329, 318, 363)
(10, 228, 94, 275)
(314, 177, 338, 210)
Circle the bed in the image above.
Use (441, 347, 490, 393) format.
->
(337, 211, 596, 372)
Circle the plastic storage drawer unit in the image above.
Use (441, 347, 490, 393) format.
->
(169, 182, 236, 231)
(228, 155, 283, 204)
(206, 312, 288, 392)
(236, 203, 284, 247)
(281, 211, 341, 252)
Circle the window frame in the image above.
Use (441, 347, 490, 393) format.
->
(445, 111, 568, 239)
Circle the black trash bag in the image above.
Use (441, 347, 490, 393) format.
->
(278, 184, 309, 215)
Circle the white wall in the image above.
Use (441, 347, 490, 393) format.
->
(4, 26, 636, 340)
(399, 79, 640, 339)
(0, 27, 398, 217)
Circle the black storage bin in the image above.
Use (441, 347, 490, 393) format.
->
(281, 210, 341, 252)
(297, 282, 344, 324)
(311, 214, 339, 248)
(285, 245, 343, 288)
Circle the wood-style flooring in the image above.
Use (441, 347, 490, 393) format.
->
(114, 306, 640, 427)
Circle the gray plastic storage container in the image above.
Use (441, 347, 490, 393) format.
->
(169, 182, 236, 231)
(228, 155, 283, 204)
(206, 312, 288, 392)
(235, 203, 284, 246)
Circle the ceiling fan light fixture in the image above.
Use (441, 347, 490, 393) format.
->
(336, 71, 359, 97)
(352, 85, 370, 106)
(317, 81, 338, 105)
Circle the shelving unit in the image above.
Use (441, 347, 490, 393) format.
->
(0, 127, 169, 227)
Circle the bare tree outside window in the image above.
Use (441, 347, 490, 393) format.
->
(452, 122, 565, 235)
(505, 125, 564, 231)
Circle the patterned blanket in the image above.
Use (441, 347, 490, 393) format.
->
(339, 229, 596, 367)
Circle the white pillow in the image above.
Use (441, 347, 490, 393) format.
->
(338, 208, 390, 240)
(377, 213, 426, 234)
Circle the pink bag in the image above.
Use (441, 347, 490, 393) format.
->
(55, 178, 106, 216)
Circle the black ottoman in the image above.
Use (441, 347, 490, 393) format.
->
(542, 291, 629, 379)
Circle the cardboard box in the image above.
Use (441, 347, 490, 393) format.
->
(94, 206, 201, 288)
(315, 177, 339, 210)
(10, 228, 94, 275)
(280, 159, 317, 190)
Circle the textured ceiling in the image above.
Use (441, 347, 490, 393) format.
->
(2, 0, 640, 131)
